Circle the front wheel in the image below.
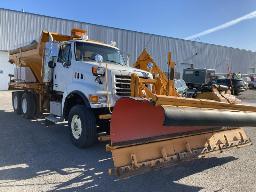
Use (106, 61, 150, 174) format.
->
(68, 105, 97, 148)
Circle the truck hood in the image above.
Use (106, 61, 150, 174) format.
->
(88, 61, 151, 78)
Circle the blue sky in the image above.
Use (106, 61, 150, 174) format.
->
(1, 0, 256, 50)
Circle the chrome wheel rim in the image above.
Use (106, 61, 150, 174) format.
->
(71, 115, 82, 140)
(13, 95, 18, 110)
(21, 97, 28, 114)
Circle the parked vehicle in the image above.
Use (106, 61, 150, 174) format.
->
(213, 78, 245, 95)
(174, 79, 188, 96)
(249, 80, 256, 89)
(242, 77, 250, 90)
(183, 68, 215, 89)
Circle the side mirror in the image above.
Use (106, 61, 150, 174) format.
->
(45, 42, 59, 57)
(48, 60, 56, 68)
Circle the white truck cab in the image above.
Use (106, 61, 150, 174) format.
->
(47, 37, 152, 147)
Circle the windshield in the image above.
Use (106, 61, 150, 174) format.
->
(75, 42, 124, 65)
(175, 79, 188, 90)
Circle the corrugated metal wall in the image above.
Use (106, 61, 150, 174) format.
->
(1, 8, 256, 74)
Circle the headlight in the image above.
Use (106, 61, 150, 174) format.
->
(98, 95, 107, 103)
(89, 95, 107, 104)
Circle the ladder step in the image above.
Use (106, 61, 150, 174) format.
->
(99, 114, 112, 120)
(45, 114, 64, 123)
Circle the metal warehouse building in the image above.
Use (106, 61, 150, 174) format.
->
(1, 8, 256, 90)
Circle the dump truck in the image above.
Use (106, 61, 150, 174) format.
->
(8, 29, 256, 177)
(9, 28, 152, 147)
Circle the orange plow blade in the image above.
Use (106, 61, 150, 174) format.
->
(110, 98, 216, 146)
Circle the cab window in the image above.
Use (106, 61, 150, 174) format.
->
(57, 44, 72, 63)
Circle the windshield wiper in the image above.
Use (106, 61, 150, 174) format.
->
(84, 56, 95, 60)
(106, 59, 118, 63)
(105, 59, 123, 65)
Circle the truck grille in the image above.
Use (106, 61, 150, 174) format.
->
(115, 75, 131, 96)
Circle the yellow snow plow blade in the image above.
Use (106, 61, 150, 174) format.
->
(108, 128, 250, 176)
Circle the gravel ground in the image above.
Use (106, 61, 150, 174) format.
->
(0, 90, 256, 192)
(237, 89, 256, 101)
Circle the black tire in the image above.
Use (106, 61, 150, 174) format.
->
(12, 91, 23, 114)
(234, 90, 239, 96)
(21, 92, 36, 119)
(68, 105, 97, 148)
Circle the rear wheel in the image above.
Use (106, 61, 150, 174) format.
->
(21, 92, 36, 119)
(12, 91, 23, 114)
(68, 105, 97, 148)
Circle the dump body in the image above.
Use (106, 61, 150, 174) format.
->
(9, 41, 43, 82)
(9, 31, 72, 83)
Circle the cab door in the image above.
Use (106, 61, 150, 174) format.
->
(53, 43, 73, 92)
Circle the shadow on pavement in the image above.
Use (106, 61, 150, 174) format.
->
(0, 109, 237, 192)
